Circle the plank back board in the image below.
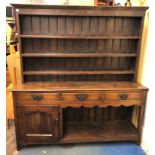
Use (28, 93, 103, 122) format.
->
(12, 4, 148, 83)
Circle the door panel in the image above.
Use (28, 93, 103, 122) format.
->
(18, 106, 59, 144)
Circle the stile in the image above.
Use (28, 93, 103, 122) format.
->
(74, 17, 82, 36)
(90, 17, 98, 36)
(58, 17, 66, 36)
(21, 16, 31, 34)
(66, 17, 74, 36)
(31, 16, 40, 34)
(40, 16, 49, 34)
(81, 17, 90, 36)
(49, 16, 58, 35)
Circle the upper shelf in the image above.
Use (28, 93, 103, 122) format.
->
(23, 70, 135, 75)
(22, 53, 137, 58)
(20, 35, 140, 39)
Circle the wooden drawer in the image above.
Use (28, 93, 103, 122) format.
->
(15, 91, 143, 107)
(16, 92, 59, 105)
(104, 91, 142, 106)
(60, 92, 104, 102)
(105, 92, 141, 100)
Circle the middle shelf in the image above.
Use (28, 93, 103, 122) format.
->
(23, 70, 135, 75)
(23, 57, 136, 72)
(20, 35, 141, 40)
(21, 38, 139, 55)
(22, 53, 137, 58)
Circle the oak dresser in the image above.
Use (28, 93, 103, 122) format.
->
(11, 4, 148, 150)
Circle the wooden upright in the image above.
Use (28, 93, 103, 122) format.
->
(11, 4, 148, 150)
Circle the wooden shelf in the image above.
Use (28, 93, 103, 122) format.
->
(22, 53, 137, 58)
(60, 120, 138, 143)
(20, 35, 140, 40)
(23, 70, 135, 75)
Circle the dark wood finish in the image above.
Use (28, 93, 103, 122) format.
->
(61, 92, 103, 101)
(12, 82, 148, 150)
(20, 35, 141, 39)
(16, 92, 59, 105)
(22, 53, 137, 57)
(23, 70, 135, 75)
(12, 82, 147, 92)
(61, 120, 138, 143)
(105, 91, 141, 100)
(13, 83, 146, 108)
(137, 91, 147, 144)
(12, 4, 147, 17)
(11, 4, 148, 150)
(17, 106, 59, 145)
(12, 5, 148, 83)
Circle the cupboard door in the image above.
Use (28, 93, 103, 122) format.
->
(17, 106, 59, 144)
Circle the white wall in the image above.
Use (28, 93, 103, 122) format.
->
(6, 0, 94, 6)
(67, 0, 94, 5)
(138, 1, 155, 155)
(6, 0, 61, 6)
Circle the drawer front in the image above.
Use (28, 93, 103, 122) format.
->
(15, 91, 143, 107)
(105, 92, 141, 100)
(60, 92, 104, 102)
(16, 92, 59, 105)
(104, 91, 142, 106)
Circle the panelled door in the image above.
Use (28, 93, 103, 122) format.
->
(17, 106, 59, 144)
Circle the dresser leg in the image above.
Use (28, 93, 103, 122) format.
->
(17, 143, 22, 151)
(137, 91, 147, 145)
(17, 146, 21, 151)
(17, 143, 26, 151)
(137, 106, 143, 144)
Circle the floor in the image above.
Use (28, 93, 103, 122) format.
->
(7, 121, 146, 155)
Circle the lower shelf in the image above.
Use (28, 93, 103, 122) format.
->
(61, 120, 138, 143)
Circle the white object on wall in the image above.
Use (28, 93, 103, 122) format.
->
(43, 0, 62, 4)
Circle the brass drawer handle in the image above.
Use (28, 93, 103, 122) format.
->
(32, 95, 43, 101)
(119, 94, 128, 100)
(76, 94, 88, 101)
